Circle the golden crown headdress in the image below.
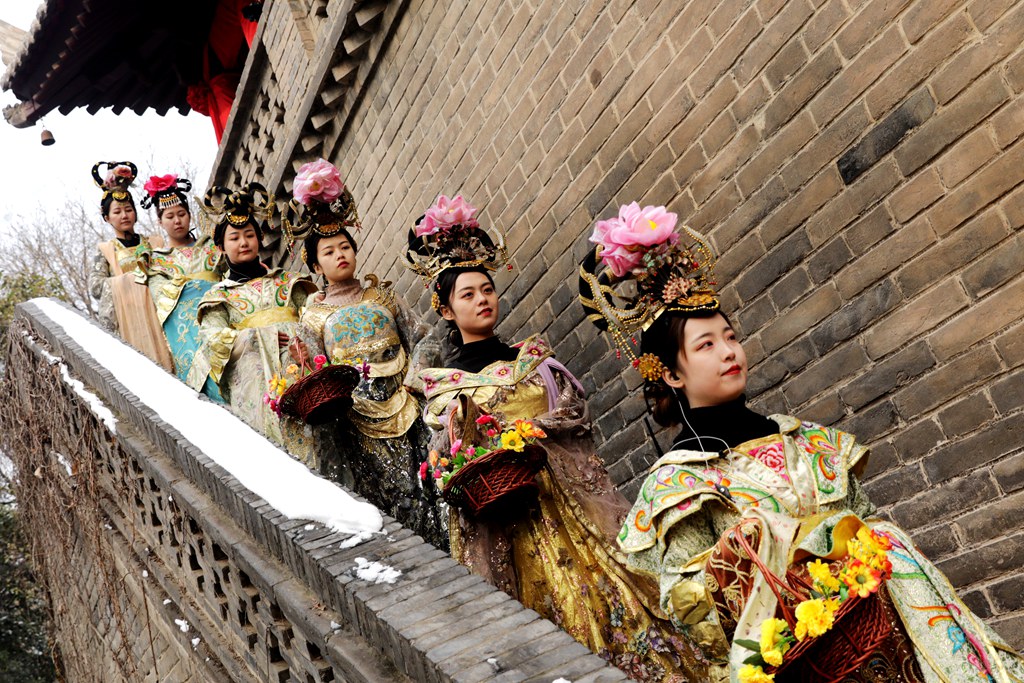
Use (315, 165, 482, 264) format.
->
(91, 160, 138, 203)
(579, 202, 719, 378)
(199, 183, 276, 243)
(403, 195, 510, 299)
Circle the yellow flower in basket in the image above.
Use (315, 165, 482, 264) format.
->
(794, 598, 837, 640)
(759, 617, 790, 667)
(738, 663, 774, 683)
(500, 429, 526, 452)
(806, 558, 841, 593)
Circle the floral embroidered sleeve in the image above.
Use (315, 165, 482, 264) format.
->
(844, 472, 876, 519)
(88, 249, 115, 330)
(88, 249, 110, 298)
(627, 502, 732, 674)
(187, 303, 236, 391)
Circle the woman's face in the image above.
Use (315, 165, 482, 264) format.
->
(441, 271, 499, 343)
(105, 201, 137, 236)
(222, 224, 260, 264)
(663, 313, 748, 409)
(314, 233, 357, 283)
(159, 205, 192, 245)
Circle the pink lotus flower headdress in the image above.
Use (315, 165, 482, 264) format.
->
(293, 158, 344, 206)
(91, 160, 138, 202)
(579, 202, 718, 372)
(141, 173, 193, 213)
(403, 194, 510, 294)
(284, 159, 361, 252)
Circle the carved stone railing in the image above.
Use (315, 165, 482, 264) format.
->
(1, 299, 625, 683)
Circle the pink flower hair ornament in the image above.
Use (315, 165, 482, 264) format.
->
(91, 160, 138, 202)
(293, 158, 345, 205)
(415, 194, 480, 237)
(144, 174, 179, 196)
(283, 160, 361, 250)
(589, 202, 679, 277)
(140, 173, 194, 211)
(403, 194, 510, 289)
(578, 201, 719, 374)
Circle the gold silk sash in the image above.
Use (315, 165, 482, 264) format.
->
(176, 271, 220, 284)
(236, 307, 298, 329)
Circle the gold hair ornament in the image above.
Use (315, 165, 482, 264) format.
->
(578, 223, 719, 374)
(200, 182, 276, 230)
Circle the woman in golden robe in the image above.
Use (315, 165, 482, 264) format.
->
(289, 159, 442, 544)
(87, 161, 172, 371)
(406, 196, 700, 682)
(137, 173, 224, 398)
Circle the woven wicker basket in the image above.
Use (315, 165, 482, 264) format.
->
(278, 364, 360, 425)
(442, 445, 547, 515)
(731, 528, 894, 682)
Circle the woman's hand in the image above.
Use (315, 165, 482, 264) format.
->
(278, 332, 310, 365)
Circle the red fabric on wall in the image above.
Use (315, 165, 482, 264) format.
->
(189, 0, 250, 142)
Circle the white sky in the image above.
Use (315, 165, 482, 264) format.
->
(0, 1, 218, 231)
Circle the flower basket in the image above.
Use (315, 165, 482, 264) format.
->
(730, 528, 894, 683)
(278, 364, 359, 425)
(441, 444, 547, 515)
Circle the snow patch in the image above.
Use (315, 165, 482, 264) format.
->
(174, 619, 190, 633)
(22, 327, 117, 431)
(53, 451, 74, 476)
(58, 360, 118, 433)
(29, 298, 383, 536)
(21, 329, 60, 365)
(552, 679, 572, 683)
(353, 557, 401, 584)
(191, 637, 201, 649)
(339, 531, 374, 549)
(163, 599, 172, 605)
(141, 570, 148, 578)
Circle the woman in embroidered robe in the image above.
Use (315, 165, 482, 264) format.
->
(577, 203, 1024, 682)
(618, 311, 1024, 682)
(187, 184, 322, 460)
(418, 265, 702, 682)
(137, 173, 224, 399)
(87, 161, 173, 370)
(288, 159, 442, 543)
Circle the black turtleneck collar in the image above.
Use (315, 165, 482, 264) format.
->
(451, 335, 519, 373)
(672, 396, 778, 451)
(226, 258, 267, 283)
(117, 233, 141, 248)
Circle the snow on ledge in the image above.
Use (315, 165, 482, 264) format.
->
(28, 298, 383, 536)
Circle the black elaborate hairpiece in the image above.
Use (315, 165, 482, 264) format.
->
(92, 160, 138, 204)
(579, 204, 719, 380)
(402, 195, 509, 311)
(199, 182, 275, 245)
(141, 175, 193, 213)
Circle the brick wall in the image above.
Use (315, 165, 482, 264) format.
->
(212, 0, 1024, 647)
